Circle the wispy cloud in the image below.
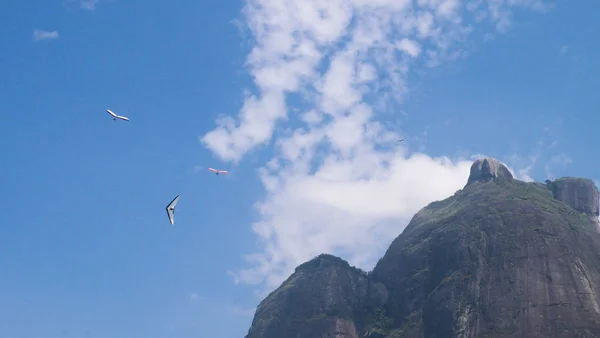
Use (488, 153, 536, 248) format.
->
(189, 292, 203, 302)
(505, 153, 538, 182)
(203, 0, 551, 295)
(80, 0, 100, 10)
(64, 0, 107, 10)
(544, 154, 573, 180)
(504, 124, 568, 182)
(33, 29, 59, 42)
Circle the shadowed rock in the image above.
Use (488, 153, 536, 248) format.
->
(245, 254, 388, 338)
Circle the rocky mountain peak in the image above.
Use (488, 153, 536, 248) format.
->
(295, 253, 353, 273)
(245, 254, 388, 338)
(466, 157, 513, 186)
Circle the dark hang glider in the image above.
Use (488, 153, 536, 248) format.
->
(166, 194, 180, 225)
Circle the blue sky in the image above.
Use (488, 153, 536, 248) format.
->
(1, 0, 599, 337)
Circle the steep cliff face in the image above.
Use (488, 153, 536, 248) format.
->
(245, 254, 388, 338)
(245, 158, 600, 338)
(547, 177, 600, 227)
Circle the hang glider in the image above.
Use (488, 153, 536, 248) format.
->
(165, 194, 180, 225)
(397, 139, 404, 143)
(106, 109, 130, 121)
(208, 168, 228, 175)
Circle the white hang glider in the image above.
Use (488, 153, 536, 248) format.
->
(106, 109, 130, 121)
(165, 194, 180, 225)
(208, 168, 228, 175)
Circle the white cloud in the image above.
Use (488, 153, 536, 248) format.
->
(78, 0, 115, 10)
(80, 0, 100, 10)
(234, 154, 474, 290)
(189, 292, 202, 301)
(396, 38, 422, 57)
(33, 30, 59, 42)
(203, 0, 550, 294)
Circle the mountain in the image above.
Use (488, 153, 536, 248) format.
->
(244, 158, 600, 338)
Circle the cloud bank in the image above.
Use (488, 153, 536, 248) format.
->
(202, 0, 550, 294)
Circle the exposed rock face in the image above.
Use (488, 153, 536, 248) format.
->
(466, 157, 513, 186)
(245, 158, 600, 338)
(372, 178, 600, 337)
(245, 254, 388, 338)
(547, 177, 600, 227)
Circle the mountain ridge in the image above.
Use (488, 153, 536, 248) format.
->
(245, 158, 600, 338)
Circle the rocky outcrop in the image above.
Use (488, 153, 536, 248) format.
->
(466, 157, 513, 186)
(244, 254, 388, 338)
(547, 177, 600, 227)
(372, 177, 600, 337)
(246, 158, 600, 338)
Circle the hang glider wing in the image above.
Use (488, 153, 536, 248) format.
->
(208, 168, 228, 175)
(106, 109, 130, 121)
(165, 194, 180, 225)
